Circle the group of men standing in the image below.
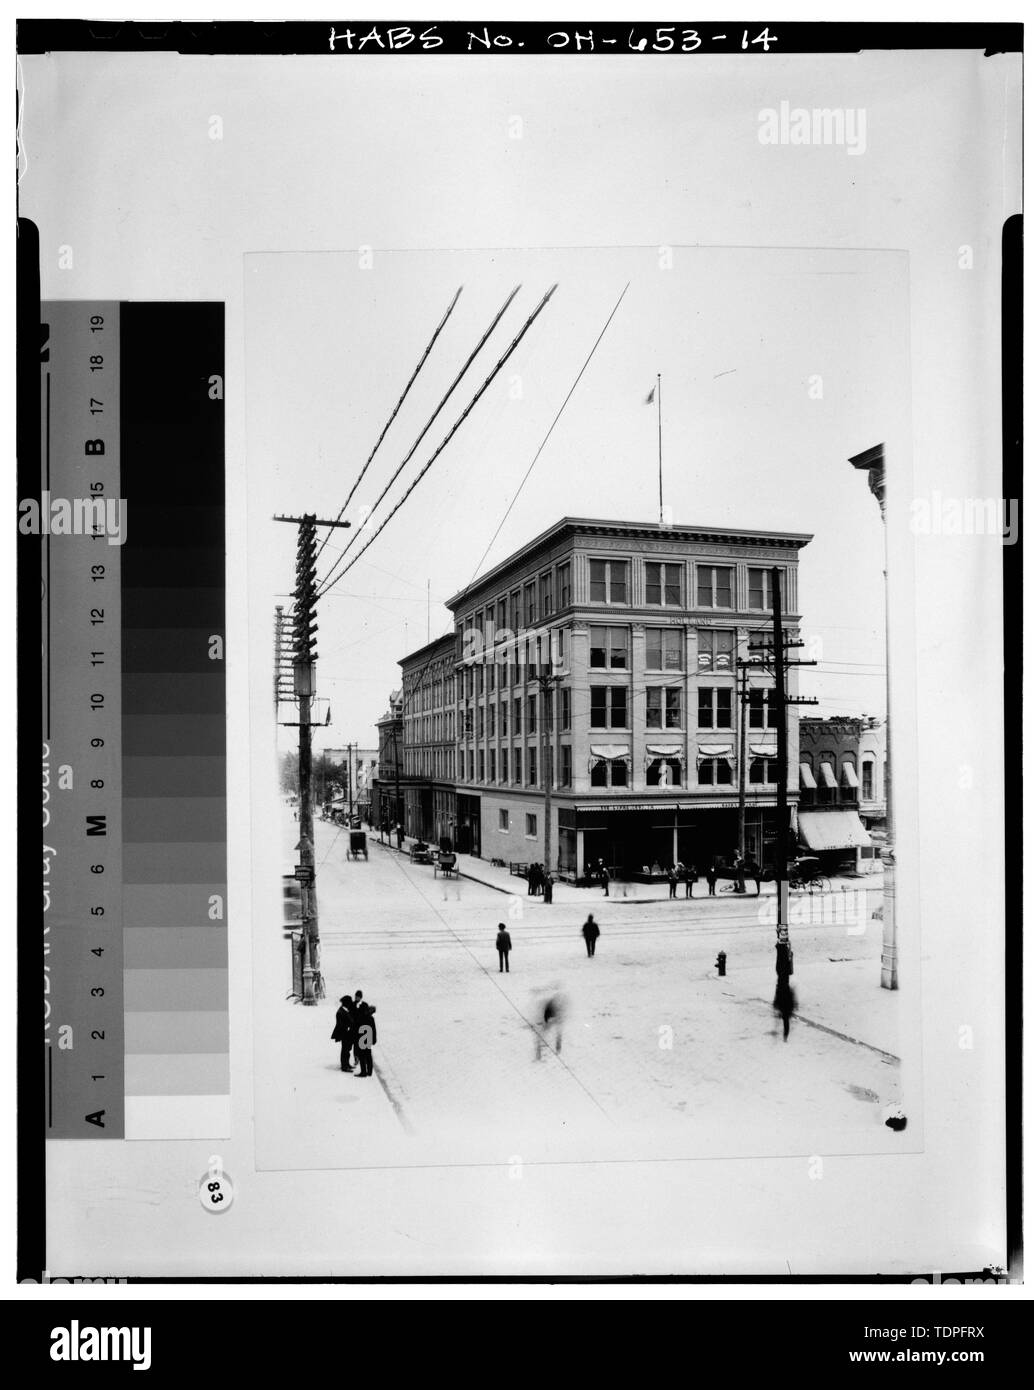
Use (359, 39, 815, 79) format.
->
(331, 991, 378, 1076)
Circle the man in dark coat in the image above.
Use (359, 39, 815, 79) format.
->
(496, 923, 512, 972)
(706, 862, 718, 895)
(331, 995, 355, 1071)
(581, 914, 600, 958)
(667, 867, 678, 899)
(683, 863, 698, 898)
(354, 1001, 377, 1075)
(542, 872, 553, 905)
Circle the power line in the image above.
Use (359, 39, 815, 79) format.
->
(312, 285, 463, 569)
(316, 284, 521, 597)
(319, 284, 558, 602)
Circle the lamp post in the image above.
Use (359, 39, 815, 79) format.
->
(849, 443, 897, 991)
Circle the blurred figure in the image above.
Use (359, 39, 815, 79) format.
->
(581, 914, 600, 958)
(535, 990, 568, 1060)
(496, 922, 512, 972)
(773, 978, 796, 1041)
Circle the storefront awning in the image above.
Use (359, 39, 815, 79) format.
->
(818, 761, 838, 789)
(841, 761, 859, 788)
(646, 745, 683, 757)
(750, 744, 776, 757)
(799, 762, 817, 789)
(697, 743, 733, 757)
(798, 810, 872, 851)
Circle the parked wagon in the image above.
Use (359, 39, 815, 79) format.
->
(409, 840, 433, 865)
(346, 829, 368, 861)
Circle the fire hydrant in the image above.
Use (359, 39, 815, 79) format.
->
(715, 950, 727, 977)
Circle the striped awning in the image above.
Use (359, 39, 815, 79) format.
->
(819, 761, 838, 789)
(798, 810, 872, 851)
(841, 761, 859, 788)
(799, 762, 817, 789)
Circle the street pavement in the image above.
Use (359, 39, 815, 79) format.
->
(254, 816, 911, 1172)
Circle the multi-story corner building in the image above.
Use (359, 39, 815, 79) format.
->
(797, 714, 886, 869)
(399, 634, 458, 846)
(445, 517, 812, 876)
(371, 690, 403, 830)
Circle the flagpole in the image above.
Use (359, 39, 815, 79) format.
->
(656, 372, 663, 523)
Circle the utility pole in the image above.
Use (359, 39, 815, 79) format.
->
(348, 741, 355, 822)
(736, 663, 749, 859)
(849, 443, 897, 989)
(274, 511, 350, 1005)
(749, 570, 818, 988)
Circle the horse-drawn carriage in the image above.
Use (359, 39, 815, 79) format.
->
(346, 829, 368, 861)
(409, 840, 433, 865)
(433, 851, 458, 879)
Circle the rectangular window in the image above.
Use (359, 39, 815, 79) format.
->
(485, 602, 494, 635)
(489, 749, 496, 782)
(539, 571, 553, 618)
(557, 561, 571, 608)
(748, 688, 776, 728)
(862, 761, 874, 800)
(458, 750, 464, 781)
(698, 757, 733, 786)
(529, 746, 538, 786)
(524, 581, 536, 626)
(478, 750, 485, 782)
(501, 703, 508, 737)
(528, 694, 537, 733)
(513, 698, 521, 735)
(589, 558, 629, 604)
(497, 596, 507, 631)
(559, 687, 571, 731)
(512, 588, 522, 629)
(698, 687, 733, 729)
(560, 744, 572, 787)
(698, 565, 734, 610)
(501, 748, 509, 783)
(590, 686, 628, 729)
(488, 705, 496, 737)
(463, 709, 473, 736)
(697, 629, 735, 672)
(514, 747, 522, 784)
(645, 561, 684, 606)
(589, 625, 629, 669)
(526, 813, 537, 837)
(646, 627, 683, 670)
(646, 687, 683, 729)
(477, 707, 484, 737)
(749, 757, 778, 785)
(665, 687, 682, 728)
(748, 567, 782, 611)
(499, 808, 509, 831)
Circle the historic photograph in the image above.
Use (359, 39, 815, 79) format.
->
(246, 245, 918, 1170)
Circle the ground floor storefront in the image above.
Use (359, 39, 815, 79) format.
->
(572, 801, 786, 878)
(404, 783, 457, 847)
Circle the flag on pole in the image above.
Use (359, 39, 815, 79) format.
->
(644, 385, 656, 405)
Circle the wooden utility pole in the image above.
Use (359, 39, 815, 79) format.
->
(736, 663, 749, 859)
(274, 511, 350, 1005)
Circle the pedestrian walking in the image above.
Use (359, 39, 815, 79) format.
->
(581, 914, 600, 958)
(331, 995, 356, 1071)
(396, 824, 404, 851)
(496, 923, 512, 972)
(354, 1000, 377, 1075)
(667, 867, 678, 899)
(536, 991, 567, 1059)
(706, 862, 718, 895)
(601, 865, 610, 898)
(526, 864, 538, 897)
(543, 871, 554, 905)
(683, 863, 698, 898)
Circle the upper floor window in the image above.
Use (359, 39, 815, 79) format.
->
(497, 596, 507, 631)
(559, 687, 571, 732)
(646, 686, 682, 729)
(511, 588, 523, 629)
(645, 561, 683, 607)
(590, 625, 629, 669)
(861, 760, 875, 800)
(646, 627, 683, 671)
(560, 744, 572, 787)
(539, 571, 553, 618)
(524, 581, 537, 626)
(748, 688, 777, 729)
(646, 757, 682, 787)
(589, 558, 629, 605)
(590, 686, 628, 729)
(699, 687, 733, 730)
(590, 755, 629, 788)
(697, 629, 735, 672)
(698, 565, 733, 610)
(557, 562, 572, 608)
(748, 567, 781, 611)
(698, 757, 733, 786)
(749, 757, 778, 785)
(513, 697, 522, 735)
